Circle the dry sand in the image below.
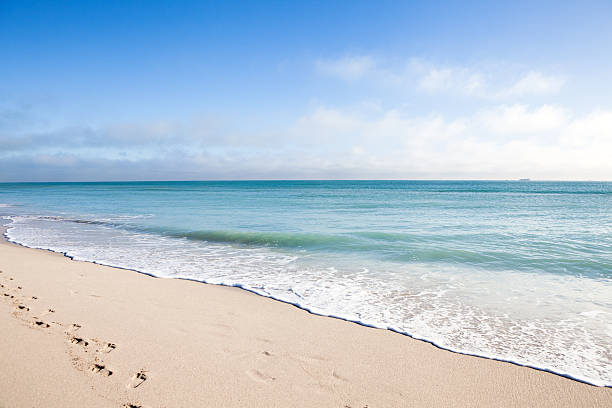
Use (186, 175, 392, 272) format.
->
(0, 230, 610, 408)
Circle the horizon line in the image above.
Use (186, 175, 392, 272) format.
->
(2, 178, 612, 184)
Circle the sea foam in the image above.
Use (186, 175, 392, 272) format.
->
(5, 214, 611, 386)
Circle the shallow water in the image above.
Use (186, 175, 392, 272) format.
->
(1, 180, 610, 385)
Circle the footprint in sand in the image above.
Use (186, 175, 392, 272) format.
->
(127, 370, 148, 389)
(246, 369, 276, 384)
(16, 305, 30, 311)
(33, 320, 50, 328)
(332, 369, 349, 382)
(65, 323, 81, 334)
(90, 363, 113, 376)
(38, 308, 56, 317)
(71, 336, 89, 347)
(98, 342, 117, 353)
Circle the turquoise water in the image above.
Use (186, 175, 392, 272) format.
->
(1, 180, 611, 385)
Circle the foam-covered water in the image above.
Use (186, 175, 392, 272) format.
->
(1, 181, 610, 385)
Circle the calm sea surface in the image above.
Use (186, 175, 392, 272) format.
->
(1, 180, 610, 385)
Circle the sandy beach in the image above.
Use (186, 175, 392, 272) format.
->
(0, 230, 610, 408)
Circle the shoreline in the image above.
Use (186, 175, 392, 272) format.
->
(1, 228, 611, 406)
(3, 223, 606, 389)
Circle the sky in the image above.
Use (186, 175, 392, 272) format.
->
(1, 0, 612, 181)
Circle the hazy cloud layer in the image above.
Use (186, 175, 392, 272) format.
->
(2, 100, 611, 181)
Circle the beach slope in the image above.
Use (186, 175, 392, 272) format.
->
(0, 232, 610, 407)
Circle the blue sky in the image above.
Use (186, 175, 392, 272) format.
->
(1, 0, 612, 181)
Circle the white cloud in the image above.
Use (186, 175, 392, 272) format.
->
(415, 65, 565, 99)
(500, 71, 566, 97)
(316, 56, 566, 99)
(477, 104, 569, 133)
(315, 55, 377, 80)
(288, 104, 612, 179)
(411, 60, 485, 95)
(418, 68, 453, 91)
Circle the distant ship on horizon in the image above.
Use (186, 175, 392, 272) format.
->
(518, 178, 531, 181)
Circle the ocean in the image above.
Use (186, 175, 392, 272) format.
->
(0, 180, 610, 386)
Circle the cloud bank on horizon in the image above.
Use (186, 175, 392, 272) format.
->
(1, 1, 611, 181)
